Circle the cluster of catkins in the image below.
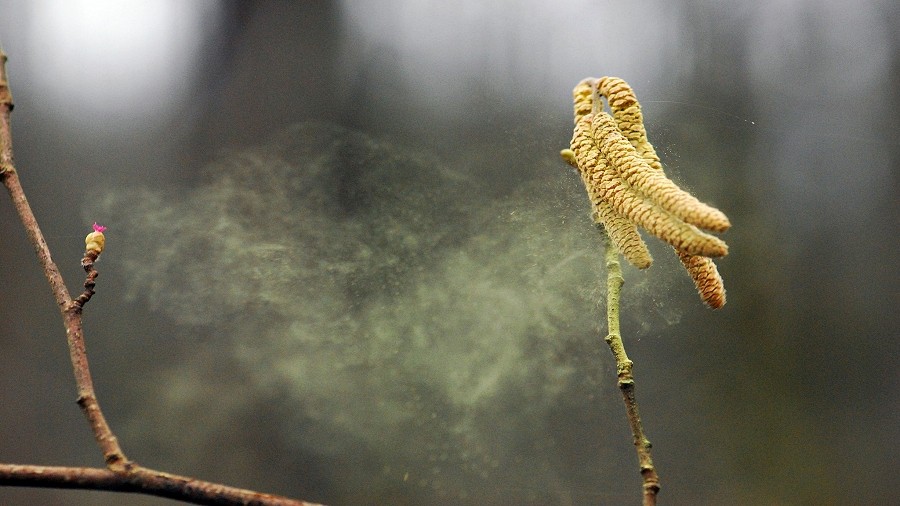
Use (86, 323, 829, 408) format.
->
(561, 77, 728, 308)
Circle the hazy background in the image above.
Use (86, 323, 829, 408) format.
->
(0, 1, 897, 505)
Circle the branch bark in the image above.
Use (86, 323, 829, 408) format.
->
(0, 464, 322, 506)
(602, 231, 661, 506)
(0, 48, 323, 506)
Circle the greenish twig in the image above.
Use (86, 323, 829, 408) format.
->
(602, 232, 660, 506)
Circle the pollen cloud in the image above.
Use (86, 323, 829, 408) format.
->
(95, 122, 662, 501)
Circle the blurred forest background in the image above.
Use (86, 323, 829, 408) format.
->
(0, 1, 897, 505)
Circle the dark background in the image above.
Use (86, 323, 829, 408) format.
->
(1, 1, 897, 505)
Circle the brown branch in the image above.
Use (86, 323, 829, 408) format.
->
(0, 463, 322, 506)
(1, 45, 129, 467)
(0, 48, 325, 505)
(602, 232, 660, 506)
(0, 53, 70, 311)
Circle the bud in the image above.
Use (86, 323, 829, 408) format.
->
(85, 222, 106, 255)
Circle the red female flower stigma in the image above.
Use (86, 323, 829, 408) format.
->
(93, 222, 107, 233)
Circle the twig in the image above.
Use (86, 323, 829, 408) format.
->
(0, 48, 323, 506)
(602, 231, 660, 506)
(1, 44, 129, 472)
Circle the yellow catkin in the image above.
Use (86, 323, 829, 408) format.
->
(571, 115, 727, 257)
(594, 200, 653, 269)
(562, 146, 652, 270)
(677, 251, 726, 309)
(585, 76, 730, 232)
(566, 76, 731, 307)
(598, 78, 729, 306)
(595, 76, 663, 172)
(590, 110, 731, 233)
(572, 78, 597, 123)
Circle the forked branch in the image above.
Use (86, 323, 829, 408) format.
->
(0, 48, 321, 506)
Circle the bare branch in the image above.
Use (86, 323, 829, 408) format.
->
(0, 51, 71, 311)
(0, 48, 326, 505)
(0, 463, 322, 506)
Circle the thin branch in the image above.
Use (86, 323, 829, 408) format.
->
(0, 47, 130, 472)
(602, 231, 660, 506)
(0, 464, 322, 506)
(0, 48, 325, 505)
(0, 51, 69, 310)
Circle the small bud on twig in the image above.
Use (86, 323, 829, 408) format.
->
(85, 222, 106, 256)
